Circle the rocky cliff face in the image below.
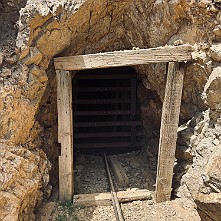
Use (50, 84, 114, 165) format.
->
(1, 0, 221, 220)
(0, 145, 51, 221)
(0, 0, 52, 220)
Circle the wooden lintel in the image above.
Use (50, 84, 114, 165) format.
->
(156, 62, 184, 203)
(73, 189, 153, 207)
(54, 45, 193, 71)
(56, 70, 74, 200)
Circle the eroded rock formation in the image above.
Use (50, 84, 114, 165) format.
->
(1, 0, 221, 220)
(0, 145, 51, 221)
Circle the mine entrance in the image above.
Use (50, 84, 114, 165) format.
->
(73, 67, 143, 154)
(55, 44, 192, 201)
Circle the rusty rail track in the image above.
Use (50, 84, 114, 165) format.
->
(104, 153, 125, 221)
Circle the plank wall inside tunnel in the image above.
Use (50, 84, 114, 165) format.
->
(72, 67, 144, 155)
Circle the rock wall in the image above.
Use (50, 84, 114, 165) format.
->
(0, 0, 52, 220)
(0, 145, 51, 221)
(1, 0, 221, 220)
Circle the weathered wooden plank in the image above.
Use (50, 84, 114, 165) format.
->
(75, 141, 141, 149)
(75, 99, 130, 104)
(73, 189, 153, 207)
(130, 78, 137, 116)
(130, 78, 137, 147)
(74, 110, 132, 116)
(57, 70, 74, 200)
(59, 155, 67, 199)
(54, 45, 193, 70)
(74, 131, 143, 138)
(74, 121, 141, 127)
(76, 86, 131, 92)
(109, 156, 129, 186)
(56, 70, 62, 143)
(156, 62, 184, 203)
(74, 73, 135, 79)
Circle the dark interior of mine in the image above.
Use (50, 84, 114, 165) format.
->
(73, 67, 144, 155)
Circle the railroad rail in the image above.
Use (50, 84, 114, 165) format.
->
(104, 153, 125, 221)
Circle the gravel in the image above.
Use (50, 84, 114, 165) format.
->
(74, 148, 156, 195)
(37, 148, 200, 221)
(74, 154, 109, 194)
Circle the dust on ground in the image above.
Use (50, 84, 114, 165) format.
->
(36, 149, 200, 221)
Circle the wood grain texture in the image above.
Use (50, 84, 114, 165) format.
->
(56, 70, 62, 143)
(156, 62, 184, 203)
(57, 70, 74, 200)
(54, 45, 193, 70)
(75, 141, 141, 149)
(109, 156, 129, 186)
(73, 189, 152, 207)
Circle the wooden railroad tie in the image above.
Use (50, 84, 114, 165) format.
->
(73, 189, 153, 207)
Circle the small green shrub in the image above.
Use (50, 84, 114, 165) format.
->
(58, 199, 73, 212)
(56, 214, 67, 221)
(55, 199, 78, 221)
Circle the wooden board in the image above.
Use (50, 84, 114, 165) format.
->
(109, 156, 129, 186)
(74, 131, 143, 138)
(57, 70, 74, 200)
(76, 86, 131, 92)
(156, 62, 184, 203)
(73, 189, 153, 207)
(74, 110, 132, 116)
(74, 73, 136, 79)
(130, 78, 137, 147)
(74, 99, 131, 104)
(75, 141, 141, 149)
(56, 70, 62, 143)
(54, 45, 193, 70)
(74, 121, 141, 127)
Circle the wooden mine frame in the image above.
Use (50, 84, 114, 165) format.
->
(54, 44, 193, 203)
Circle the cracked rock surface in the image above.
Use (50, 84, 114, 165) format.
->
(1, 0, 221, 220)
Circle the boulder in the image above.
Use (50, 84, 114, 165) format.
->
(209, 44, 221, 61)
(175, 145, 193, 161)
(203, 147, 221, 193)
(0, 52, 3, 66)
(0, 145, 51, 221)
(195, 193, 221, 221)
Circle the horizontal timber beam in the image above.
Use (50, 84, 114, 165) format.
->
(73, 189, 153, 207)
(54, 44, 193, 71)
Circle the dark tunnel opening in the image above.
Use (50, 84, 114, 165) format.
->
(72, 67, 144, 155)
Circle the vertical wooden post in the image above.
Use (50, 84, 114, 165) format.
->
(130, 77, 137, 147)
(156, 62, 184, 203)
(56, 70, 74, 200)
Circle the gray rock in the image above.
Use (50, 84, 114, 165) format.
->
(213, 139, 220, 146)
(195, 193, 221, 221)
(0, 52, 4, 66)
(209, 44, 221, 61)
(1, 68, 11, 77)
(213, 25, 221, 37)
(175, 145, 193, 161)
(4, 55, 17, 65)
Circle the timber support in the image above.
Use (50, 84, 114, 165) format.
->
(56, 70, 74, 200)
(156, 62, 184, 202)
(54, 45, 192, 201)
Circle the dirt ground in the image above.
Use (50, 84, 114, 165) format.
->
(36, 149, 200, 221)
(36, 189, 200, 221)
(74, 149, 156, 194)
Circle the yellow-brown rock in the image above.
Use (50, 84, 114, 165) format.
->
(196, 193, 221, 221)
(0, 145, 51, 221)
(1, 0, 221, 220)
